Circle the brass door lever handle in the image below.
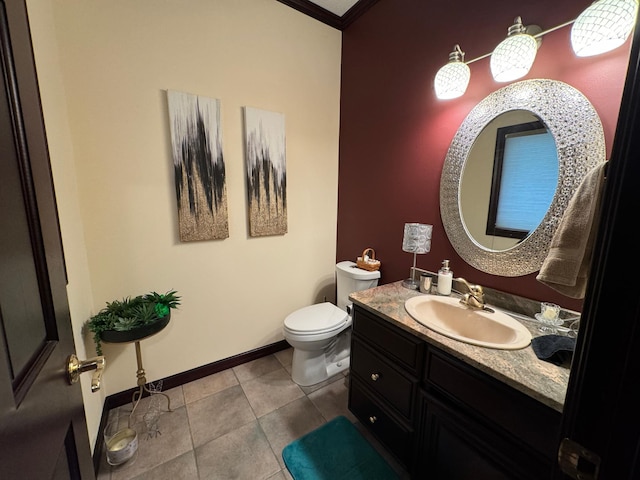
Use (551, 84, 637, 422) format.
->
(67, 354, 106, 392)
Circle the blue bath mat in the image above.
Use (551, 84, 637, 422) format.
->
(282, 415, 400, 480)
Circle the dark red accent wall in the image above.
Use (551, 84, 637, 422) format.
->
(337, 0, 630, 312)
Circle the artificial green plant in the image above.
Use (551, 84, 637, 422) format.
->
(85, 290, 180, 355)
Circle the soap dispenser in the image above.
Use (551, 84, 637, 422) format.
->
(437, 260, 453, 296)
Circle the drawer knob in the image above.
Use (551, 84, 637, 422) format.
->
(371, 373, 380, 381)
(369, 416, 377, 424)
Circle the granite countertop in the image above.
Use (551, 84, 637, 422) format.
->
(349, 282, 570, 413)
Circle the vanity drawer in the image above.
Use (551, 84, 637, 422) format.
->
(349, 377, 413, 468)
(424, 348, 561, 458)
(352, 305, 425, 376)
(351, 338, 417, 419)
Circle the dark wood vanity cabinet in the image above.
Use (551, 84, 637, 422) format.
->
(349, 305, 562, 479)
(349, 305, 425, 468)
(417, 348, 561, 479)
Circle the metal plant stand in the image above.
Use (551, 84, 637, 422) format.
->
(100, 315, 173, 429)
(128, 340, 172, 427)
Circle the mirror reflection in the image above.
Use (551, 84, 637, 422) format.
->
(460, 110, 559, 251)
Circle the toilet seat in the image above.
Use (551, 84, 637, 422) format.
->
(284, 302, 348, 335)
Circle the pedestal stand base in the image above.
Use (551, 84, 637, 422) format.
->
(128, 340, 172, 427)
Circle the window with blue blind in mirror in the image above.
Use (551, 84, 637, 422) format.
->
(486, 121, 558, 240)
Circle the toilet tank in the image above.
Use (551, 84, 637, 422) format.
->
(336, 261, 381, 312)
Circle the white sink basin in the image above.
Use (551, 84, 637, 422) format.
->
(404, 295, 531, 350)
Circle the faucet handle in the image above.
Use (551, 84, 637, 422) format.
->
(455, 277, 472, 292)
(455, 278, 482, 296)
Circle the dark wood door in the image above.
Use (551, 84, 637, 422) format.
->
(0, 1, 94, 478)
(554, 9, 640, 480)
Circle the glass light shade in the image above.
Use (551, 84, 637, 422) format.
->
(490, 33, 538, 82)
(435, 62, 471, 99)
(571, 0, 638, 57)
(402, 223, 432, 254)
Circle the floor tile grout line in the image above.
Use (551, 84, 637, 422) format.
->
(189, 385, 259, 448)
(255, 417, 289, 480)
(232, 353, 286, 385)
(238, 376, 261, 421)
(182, 388, 198, 473)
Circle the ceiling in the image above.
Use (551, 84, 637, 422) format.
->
(276, 0, 379, 30)
(307, 0, 360, 16)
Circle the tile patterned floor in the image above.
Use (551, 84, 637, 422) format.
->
(97, 347, 409, 479)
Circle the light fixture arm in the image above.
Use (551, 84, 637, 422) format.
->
(464, 18, 576, 65)
(532, 19, 576, 39)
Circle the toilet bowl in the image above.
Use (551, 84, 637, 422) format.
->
(283, 261, 380, 386)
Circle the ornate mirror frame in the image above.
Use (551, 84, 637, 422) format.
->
(440, 79, 606, 277)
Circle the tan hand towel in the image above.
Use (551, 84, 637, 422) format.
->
(536, 162, 607, 299)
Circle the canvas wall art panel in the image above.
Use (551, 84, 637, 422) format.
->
(167, 90, 229, 241)
(244, 107, 287, 237)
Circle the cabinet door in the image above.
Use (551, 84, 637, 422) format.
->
(416, 392, 546, 480)
(351, 338, 417, 419)
(349, 376, 414, 468)
(424, 348, 561, 459)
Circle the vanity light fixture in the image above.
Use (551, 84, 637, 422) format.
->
(490, 17, 541, 82)
(434, 45, 471, 99)
(571, 0, 639, 57)
(434, 0, 638, 99)
(401, 223, 433, 290)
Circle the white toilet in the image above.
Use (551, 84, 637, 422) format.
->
(283, 260, 380, 386)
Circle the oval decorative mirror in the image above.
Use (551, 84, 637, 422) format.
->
(440, 79, 605, 277)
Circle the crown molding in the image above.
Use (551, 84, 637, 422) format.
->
(276, 0, 380, 30)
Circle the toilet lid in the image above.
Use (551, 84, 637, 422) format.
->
(284, 302, 348, 334)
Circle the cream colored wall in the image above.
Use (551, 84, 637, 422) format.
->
(27, 0, 341, 451)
